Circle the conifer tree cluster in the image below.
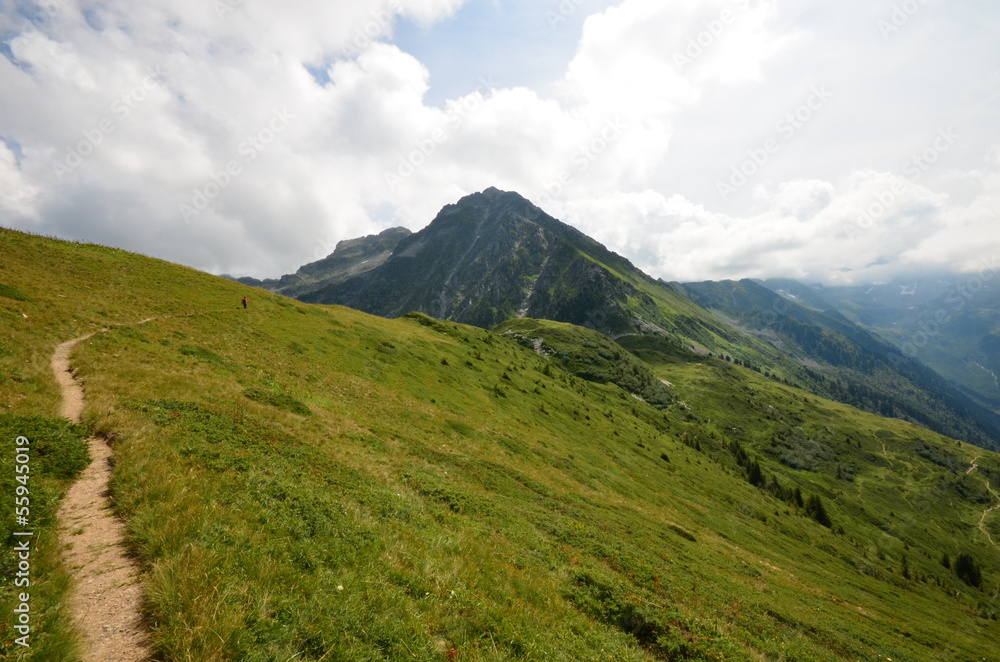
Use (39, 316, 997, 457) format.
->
(804, 494, 832, 528)
(726, 439, 831, 528)
(954, 552, 983, 588)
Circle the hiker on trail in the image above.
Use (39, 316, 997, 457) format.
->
(242, 296, 248, 309)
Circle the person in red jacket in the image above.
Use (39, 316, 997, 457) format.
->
(241, 296, 248, 309)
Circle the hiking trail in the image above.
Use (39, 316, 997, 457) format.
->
(979, 480, 1000, 552)
(967, 456, 981, 475)
(53, 331, 151, 662)
(961, 455, 999, 551)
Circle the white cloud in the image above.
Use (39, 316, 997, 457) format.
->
(562, 0, 800, 113)
(902, 163, 1000, 274)
(0, 0, 997, 285)
(549, 160, 1000, 286)
(0, 142, 38, 218)
(0, 0, 473, 276)
(8, 29, 97, 89)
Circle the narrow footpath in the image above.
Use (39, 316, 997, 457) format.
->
(966, 455, 1000, 552)
(979, 480, 1000, 552)
(53, 334, 150, 662)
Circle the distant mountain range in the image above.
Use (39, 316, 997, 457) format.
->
(755, 276, 1000, 415)
(234, 187, 1000, 451)
(674, 278, 1000, 451)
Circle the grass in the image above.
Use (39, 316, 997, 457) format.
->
(1, 227, 999, 661)
(497, 318, 676, 409)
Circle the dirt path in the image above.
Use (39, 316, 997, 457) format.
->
(979, 480, 1000, 552)
(963, 456, 999, 550)
(53, 334, 151, 662)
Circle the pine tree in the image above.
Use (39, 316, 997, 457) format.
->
(954, 552, 982, 588)
(805, 495, 832, 528)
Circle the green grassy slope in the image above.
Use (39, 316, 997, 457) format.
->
(2, 228, 999, 661)
(497, 318, 675, 409)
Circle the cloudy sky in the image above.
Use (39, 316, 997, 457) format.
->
(1, 0, 998, 284)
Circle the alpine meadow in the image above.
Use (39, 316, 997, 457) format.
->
(2, 221, 999, 661)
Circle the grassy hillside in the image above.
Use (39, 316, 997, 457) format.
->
(497, 318, 675, 409)
(2, 228, 999, 661)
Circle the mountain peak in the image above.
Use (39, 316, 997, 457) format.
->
(297, 189, 679, 333)
(477, 185, 519, 199)
(446, 186, 537, 216)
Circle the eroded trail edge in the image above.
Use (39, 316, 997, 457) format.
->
(53, 335, 151, 662)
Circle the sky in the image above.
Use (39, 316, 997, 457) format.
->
(1, 0, 999, 285)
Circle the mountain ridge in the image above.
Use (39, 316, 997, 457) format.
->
(296, 187, 716, 341)
(231, 226, 412, 297)
(246, 188, 999, 451)
(756, 275, 1000, 416)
